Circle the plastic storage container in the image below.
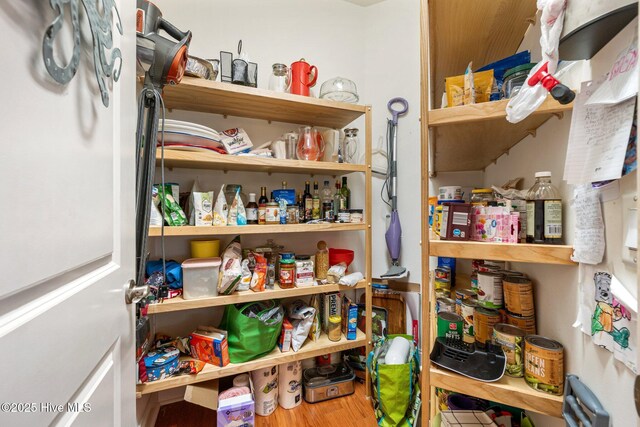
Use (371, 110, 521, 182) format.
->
(502, 63, 535, 98)
(182, 257, 221, 300)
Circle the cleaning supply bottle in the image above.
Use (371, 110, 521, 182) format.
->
(526, 171, 562, 244)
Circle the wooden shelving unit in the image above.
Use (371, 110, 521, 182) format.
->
(143, 76, 373, 398)
(430, 367, 563, 417)
(149, 223, 367, 237)
(156, 148, 367, 175)
(137, 331, 366, 395)
(163, 77, 366, 128)
(429, 238, 575, 265)
(420, 1, 576, 424)
(148, 280, 367, 314)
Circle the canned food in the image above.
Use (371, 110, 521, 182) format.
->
(436, 297, 457, 314)
(461, 300, 477, 343)
(435, 288, 452, 299)
(454, 289, 476, 315)
(484, 260, 506, 270)
(477, 272, 504, 309)
(437, 312, 463, 340)
(470, 273, 478, 291)
(435, 267, 451, 281)
(500, 270, 527, 278)
(524, 335, 564, 395)
(493, 323, 526, 377)
(434, 277, 451, 290)
(473, 307, 501, 349)
(503, 276, 535, 317)
(506, 312, 536, 335)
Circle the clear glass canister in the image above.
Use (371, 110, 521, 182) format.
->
(342, 128, 359, 164)
(471, 188, 495, 206)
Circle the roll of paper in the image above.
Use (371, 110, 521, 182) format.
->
(251, 366, 278, 416)
(278, 360, 302, 409)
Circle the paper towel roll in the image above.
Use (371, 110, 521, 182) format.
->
(278, 360, 302, 409)
(251, 366, 279, 416)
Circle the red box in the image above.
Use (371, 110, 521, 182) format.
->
(189, 326, 230, 367)
(279, 318, 293, 352)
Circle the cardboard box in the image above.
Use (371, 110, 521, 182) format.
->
(440, 202, 472, 241)
(217, 390, 255, 427)
(184, 379, 219, 411)
(279, 318, 293, 352)
(342, 295, 358, 340)
(189, 326, 230, 367)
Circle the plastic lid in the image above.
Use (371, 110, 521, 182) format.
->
(295, 255, 311, 260)
(503, 63, 536, 80)
(535, 171, 552, 178)
(472, 188, 493, 194)
(182, 257, 221, 268)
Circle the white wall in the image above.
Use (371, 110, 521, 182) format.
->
(480, 18, 638, 427)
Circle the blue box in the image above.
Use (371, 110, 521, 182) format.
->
(144, 346, 179, 382)
(272, 189, 296, 205)
(342, 296, 358, 340)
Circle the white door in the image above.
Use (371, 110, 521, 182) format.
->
(0, 1, 136, 426)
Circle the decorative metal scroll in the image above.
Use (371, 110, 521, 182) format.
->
(42, 0, 123, 107)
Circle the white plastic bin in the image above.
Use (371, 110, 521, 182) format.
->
(182, 257, 221, 300)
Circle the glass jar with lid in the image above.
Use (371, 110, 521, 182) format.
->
(471, 188, 495, 206)
(342, 128, 359, 164)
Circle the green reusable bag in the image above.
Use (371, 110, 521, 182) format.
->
(219, 300, 284, 363)
(368, 334, 421, 427)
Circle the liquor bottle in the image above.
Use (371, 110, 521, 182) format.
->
(333, 180, 345, 220)
(341, 177, 351, 209)
(321, 180, 333, 220)
(246, 193, 258, 224)
(312, 181, 321, 220)
(297, 193, 305, 224)
(258, 187, 268, 225)
(303, 181, 313, 222)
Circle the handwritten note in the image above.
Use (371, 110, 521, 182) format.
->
(571, 186, 605, 265)
(587, 35, 638, 105)
(564, 78, 636, 185)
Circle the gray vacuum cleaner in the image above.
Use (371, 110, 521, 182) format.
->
(381, 97, 409, 279)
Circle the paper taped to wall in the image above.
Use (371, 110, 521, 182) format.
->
(564, 78, 636, 185)
(571, 186, 605, 265)
(587, 34, 639, 105)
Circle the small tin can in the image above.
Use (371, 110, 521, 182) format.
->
(506, 312, 537, 335)
(500, 270, 527, 278)
(524, 335, 564, 395)
(477, 271, 504, 309)
(473, 307, 501, 349)
(436, 297, 457, 314)
(338, 209, 351, 223)
(437, 312, 463, 340)
(493, 323, 526, 377)
(434, 277, 451, 291)
(455, 289, 477, 315)
(461, 299, 477, 343)
(349, 209, 364, 223)
(503, 276, 535, 317)
(435, 267, 451, 281)
(434, 288, 451, 299)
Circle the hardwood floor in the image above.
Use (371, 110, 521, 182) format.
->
(155, 382, 378, 427)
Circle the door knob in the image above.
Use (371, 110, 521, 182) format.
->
(125, 280, 149, 304)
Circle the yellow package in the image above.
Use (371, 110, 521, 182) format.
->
(463, 63, 475, 105)
(445, 69, 494, 107)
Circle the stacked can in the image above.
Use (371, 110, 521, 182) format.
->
(503, 276, 537, 334)
(434, 266, 452, 299)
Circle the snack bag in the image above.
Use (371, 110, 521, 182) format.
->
(463, 62, 475, 105)
(228, 189, 239, 226)
(250, 253, 267, 292)
(287, 300, 316, 352)
(156, 184, 187, 226)
(236, 189, 247, 226)
(238, 258, 252, 291)
(308, 294, 321, 342)
(212, 184, 228, 226)
(217, 236, 242, 295)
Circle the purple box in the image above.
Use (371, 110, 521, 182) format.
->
(217, 393, 254, 427)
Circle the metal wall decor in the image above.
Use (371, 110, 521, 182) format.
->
(42, 0, 123, 107)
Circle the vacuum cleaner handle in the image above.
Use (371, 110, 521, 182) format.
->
(159, 17, 192, 44)
(388, 97, 408, 125)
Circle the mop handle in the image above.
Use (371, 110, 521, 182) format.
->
(387, 97, 408, 125)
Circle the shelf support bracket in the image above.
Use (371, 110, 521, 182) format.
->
(552, 112, 564, 120)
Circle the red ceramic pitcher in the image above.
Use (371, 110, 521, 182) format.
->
(290, 59, 318, 96)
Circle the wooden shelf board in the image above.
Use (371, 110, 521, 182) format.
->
(148, 280, 367, 314)
(137, 331, 366, 395)
(428, 96, 573, 126)
(428, 97, 573, 172)
(156, 148, 367, 175)
(163, 77, 367, 128)
(429, 238, 575, 265)
(430, 366, 563, 418)
(149, 222, 367, 237)
(428, 0, 538, 109)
